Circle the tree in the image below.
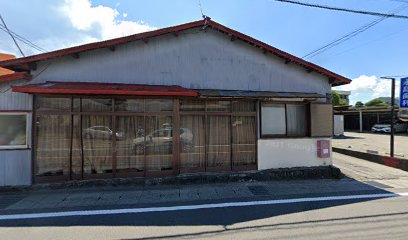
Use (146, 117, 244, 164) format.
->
(365, 99, 389, 107)
(331, 91, 347, 106)
(355, 101, 364, 107)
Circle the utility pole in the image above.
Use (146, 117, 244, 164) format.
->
(380, 77, 395, 157)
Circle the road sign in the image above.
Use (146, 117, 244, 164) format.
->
(401, 77, 408, 109)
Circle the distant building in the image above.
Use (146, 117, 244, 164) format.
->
(333, 90, 351, 105)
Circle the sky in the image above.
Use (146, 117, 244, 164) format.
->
(0, 0, 407, 104)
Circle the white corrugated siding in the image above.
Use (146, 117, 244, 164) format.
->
(0, 80, 32, 186)
(0, 80, 32, 110)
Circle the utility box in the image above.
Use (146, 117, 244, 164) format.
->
(317, 140, 331, 158)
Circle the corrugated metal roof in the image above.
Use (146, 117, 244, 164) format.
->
(198, 89, 326, 99)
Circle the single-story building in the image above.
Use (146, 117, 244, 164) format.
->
(0, 18, 350, 186)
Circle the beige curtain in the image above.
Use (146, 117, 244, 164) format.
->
(35, 115, 70, 176)
(180, 115, 205, 169)
(207, 116, 231, 168)
(145, 116, 173, 171)
(82, 115, 112, 174)
(232, 116, 256, 166)
(116, 116, 145, 172)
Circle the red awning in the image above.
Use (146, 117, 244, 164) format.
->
(12, 81, 198, 97)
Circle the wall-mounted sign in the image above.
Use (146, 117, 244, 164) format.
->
(401, 77, 408, 109)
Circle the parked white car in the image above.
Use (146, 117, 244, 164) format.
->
(132, 127, 194, 154)
(371, 121, 408, 133)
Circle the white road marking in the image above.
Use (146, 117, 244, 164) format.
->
(0, 192, 407, 221)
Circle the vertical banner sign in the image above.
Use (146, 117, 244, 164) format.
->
(401, 77, 408, 109)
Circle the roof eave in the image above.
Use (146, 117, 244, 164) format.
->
(0, 17, 351, 86)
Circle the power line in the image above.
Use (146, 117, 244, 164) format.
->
(302, 3, 408, 59)
(0, 24, 47, 53)
(272, 0, 408, 19)
(0, 13, 25, 57)
(0, 25, 47, 53)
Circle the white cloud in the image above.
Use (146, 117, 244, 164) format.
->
(333, 75, 402, 105)
(373, 78, 401, 98)
(334, 75, 377, 91)
(60, 0, 156, 40)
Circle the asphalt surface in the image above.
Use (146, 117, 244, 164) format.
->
(333, 131, 408, 158)
(1, 152, 408, 240)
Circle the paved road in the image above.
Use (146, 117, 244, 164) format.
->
(333, 131, 408, 158)
(1, 152, 408, 240)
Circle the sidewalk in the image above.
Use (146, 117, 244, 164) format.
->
(2, 152, 408, 215)
(0, 178, 396, 215)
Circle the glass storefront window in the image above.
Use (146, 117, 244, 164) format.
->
(145, 116, 173, 171)
(82, 98, 113, 112)
(71, 115, 82, 176)
(232, 116, 256, 166)
(207, 116, 231, 168)
(180, 115, 205, 169)
(207, 101, 231, 112)
(180, 100, 205, 112)
(145, 99, 173, 112)
(116, 116, 145, 173)
(82, 116, 113, 174)
(115, 99, 145, 112)
(33, 96, 258, 182)
(232, 100, 256, 112)
(36, 96, 71, 111)
(35, 115, 70, 177)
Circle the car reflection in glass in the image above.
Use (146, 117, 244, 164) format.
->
(83, 126, 125, 140)
(132, 127, 193, 154)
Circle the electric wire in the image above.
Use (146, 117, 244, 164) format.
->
(272, 0, 408, 19)
(0, 24, 47, 53)
(0, 14, 25, 56)
(302, 3, 408, 59)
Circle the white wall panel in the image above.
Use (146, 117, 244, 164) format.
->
(257, 138, 332, 170)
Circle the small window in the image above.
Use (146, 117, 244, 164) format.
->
(261, 103, 308, 138)
(0, 113, 29, 149)
(261, 103, 286, 136)
(286, 104, 307, 136)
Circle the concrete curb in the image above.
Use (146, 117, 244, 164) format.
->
(333, 147, 408, 171)
(0, 166, 342, 192)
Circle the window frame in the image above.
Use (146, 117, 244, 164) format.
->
(0, 112, 30, 150)
(260, 102, 310, 139)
